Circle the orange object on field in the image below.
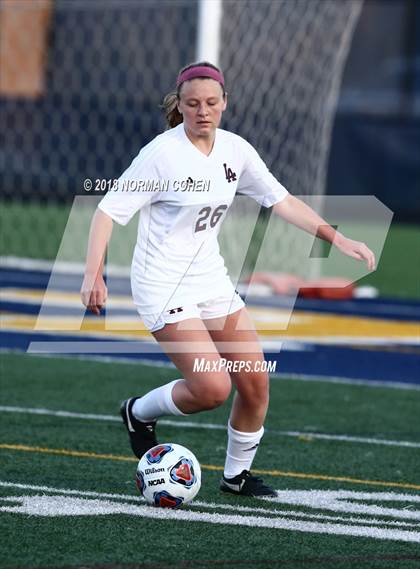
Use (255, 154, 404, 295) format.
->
(246, 272, 354, 299)
(299, 278, 354, 300)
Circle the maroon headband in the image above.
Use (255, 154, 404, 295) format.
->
(176, 66, 225, 88)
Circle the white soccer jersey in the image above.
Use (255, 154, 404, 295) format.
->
(98, 123, 288, 314)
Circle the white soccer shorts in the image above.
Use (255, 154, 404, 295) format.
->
(139, 291, 245, 333)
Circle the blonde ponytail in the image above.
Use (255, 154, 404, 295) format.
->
(161, 91, 183, 129)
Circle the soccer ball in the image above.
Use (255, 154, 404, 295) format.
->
(136, 443, 201, 508)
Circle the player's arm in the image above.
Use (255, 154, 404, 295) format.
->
(81, 208, 114, 315)
(272, 194, 376, 270)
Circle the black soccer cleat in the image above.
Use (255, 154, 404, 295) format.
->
(220, 470, 277, 497)
(120, 397, 157, 459)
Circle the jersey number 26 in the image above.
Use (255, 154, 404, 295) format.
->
(194, 204, 228, 233)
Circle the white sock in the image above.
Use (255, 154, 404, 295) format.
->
(223, 421, 264, 479)
(132, 379, 187, 422)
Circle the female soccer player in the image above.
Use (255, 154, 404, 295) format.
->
(81, 62, 375, 497)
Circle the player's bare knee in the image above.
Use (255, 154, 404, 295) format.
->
(197, 374, 231, 410)
(236, 370, 269, 407)
(204, 386, 231, 410)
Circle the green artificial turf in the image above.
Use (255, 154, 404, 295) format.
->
(1, 353, 419, 569)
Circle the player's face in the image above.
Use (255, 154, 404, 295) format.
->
(177, 79, 227, 138)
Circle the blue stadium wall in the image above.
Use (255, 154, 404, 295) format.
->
(327, 0, 420, 222)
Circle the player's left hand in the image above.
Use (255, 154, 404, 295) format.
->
(334, 234, 376, 271)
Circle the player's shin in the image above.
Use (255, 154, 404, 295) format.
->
(132, 379, 187, 422)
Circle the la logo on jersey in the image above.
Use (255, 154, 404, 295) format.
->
(223, 163, 237, 183)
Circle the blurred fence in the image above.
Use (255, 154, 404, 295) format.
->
(0, 0, 363, 277)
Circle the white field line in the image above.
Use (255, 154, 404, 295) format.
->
(273, 372, 420, 391)
(0, 481, 417, 529)
(1, 481, 420, 543)
(1, 405, 419, 449)
(2, 348, 419, 391)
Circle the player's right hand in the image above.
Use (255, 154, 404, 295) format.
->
(80, 274, 108, 315)
(334, 234, 376, 271)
